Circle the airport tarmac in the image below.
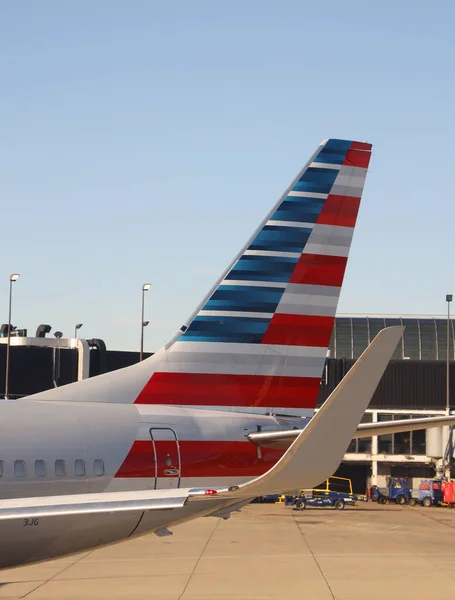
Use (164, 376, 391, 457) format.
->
(2, 502, 455, 599)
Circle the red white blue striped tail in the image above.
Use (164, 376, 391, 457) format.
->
(136, 139, 372, 416)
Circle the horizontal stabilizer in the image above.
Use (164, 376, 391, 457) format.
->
(354, 414, 455, 438)
(248, 414, 455, 449)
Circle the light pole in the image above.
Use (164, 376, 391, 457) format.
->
(53, 331, 63, 388)
(140, 283, 151, 361)
(74, 323, 83, 339)
(447, 294, 453, 413)
(5, 273, 20, 399)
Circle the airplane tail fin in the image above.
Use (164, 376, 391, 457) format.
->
(135, 139, 372, 415)
(27, 139, 372, 415)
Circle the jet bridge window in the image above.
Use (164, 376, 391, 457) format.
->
(34, 460, 46, 477)
(14, 460, 26, 477)
(93, 459, 104, 476)
(55, 460, 66, 477)
(74, 459, 85, 476)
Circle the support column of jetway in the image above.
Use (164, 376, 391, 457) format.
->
(426, 424, 455, 478)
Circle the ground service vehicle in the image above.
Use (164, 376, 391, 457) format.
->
(409, 480, 443, 507)
(369, 477, 411, 505)
(294, 477, 362, 510)
(295, 495, 350, 510)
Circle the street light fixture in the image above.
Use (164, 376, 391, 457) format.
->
(74, 323, 83, 339)
(5, 273, 20, 399)
(140, 283, 151, 362)
(447, 294, 453, 413)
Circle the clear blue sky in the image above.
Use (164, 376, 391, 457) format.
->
(1, 0, 454, 351)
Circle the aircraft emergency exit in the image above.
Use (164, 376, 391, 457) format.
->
(0, 138, 453, 570)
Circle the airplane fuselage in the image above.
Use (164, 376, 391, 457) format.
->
(0, 399, 292, 568)
(0, 400, 293, 498)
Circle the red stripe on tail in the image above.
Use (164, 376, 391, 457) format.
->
(350, 141, 372, 151)
(316, 194, 361, 228)
(290, 254, 347, 287)
(262, 314, 334, 347)
(343, 148, 371, 169)
(135, 372, 321, 408)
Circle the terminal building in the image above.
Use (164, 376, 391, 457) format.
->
(1, 315, 454, 493)
(319, 315, 455, 492)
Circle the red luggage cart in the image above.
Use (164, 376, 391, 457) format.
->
(442, 481, 455, 508)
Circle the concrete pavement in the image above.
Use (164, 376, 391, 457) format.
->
(1, 503, 455, 599)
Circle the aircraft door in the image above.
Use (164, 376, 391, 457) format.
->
(149, 428, 181, 489)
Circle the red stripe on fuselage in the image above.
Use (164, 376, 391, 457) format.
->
(135, 372, 321, 407)
(316, 195, 360, 228)
(262, 314, 334, 347)
(115, 440, 284, 479)
(289, 254, 347, 287)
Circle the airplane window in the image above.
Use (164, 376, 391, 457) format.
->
(14, 460, 26, 477)
(35, 460, 46, 477)
(55, 459, 66, 477)
(93, 459, 104, 476)
(0, 461, 4, 477)
(74, 459, 85, 476)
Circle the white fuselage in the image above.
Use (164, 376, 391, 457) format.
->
(0, 399, 296, 568)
